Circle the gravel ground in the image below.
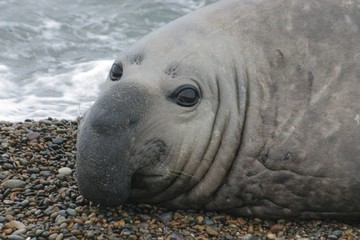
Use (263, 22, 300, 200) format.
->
(0, 119, 359, 240)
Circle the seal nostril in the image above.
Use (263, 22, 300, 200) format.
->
(110, 62, 123, 81)
(128, 117, 139, 128)
(129, 120, 137, 127)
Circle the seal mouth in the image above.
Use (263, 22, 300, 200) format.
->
(76, 150, 132, 207)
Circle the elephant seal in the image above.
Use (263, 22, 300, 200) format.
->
(76, 0, 360, 219)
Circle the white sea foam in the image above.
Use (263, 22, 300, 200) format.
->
(0, 65, 18, 99)
(0, 0, 217, 122)
(0, 60, 112, 122)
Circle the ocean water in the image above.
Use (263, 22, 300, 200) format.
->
(0, 0, 217, 121)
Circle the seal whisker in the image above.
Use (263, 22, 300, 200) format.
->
(168, 169, 201, 181)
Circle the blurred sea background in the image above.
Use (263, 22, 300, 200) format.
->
(0, 0, 217, 121)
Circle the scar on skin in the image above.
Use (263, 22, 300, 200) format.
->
(354, 114, 360, 126)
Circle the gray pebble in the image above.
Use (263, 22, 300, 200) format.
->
(53, 136, 64, 144)
(169, 231, 184, 240)
(12, 228, 27, 235)
(56, 216, 67, 225)
(159, 212, 172, 222)
(1, 179, 26, 189)
(3, 163, 14, 169)
(49, 233, 59, 240)
(72, 223, 80, 230)
(332, 230, 343, 237)
(19, 159, 28, 165)
(66, 208, 77, 216)
(60, 222, 68, 229)
(35, 229, 44, 236)
(58, 210, 67, 216)
(1, 127, 15, 131)
(40, 171, 51, 177)
(20, 199, 29, 206)
(26, 132, 40, 140)
(30, 167, 40, 173)
(55, 233, 64, 240)
(121, 229, 131, 236)
(205, 219, 214, 225)
(7, 235, 25, 240)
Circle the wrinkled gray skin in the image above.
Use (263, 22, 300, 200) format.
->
(76, 0, 360, 219)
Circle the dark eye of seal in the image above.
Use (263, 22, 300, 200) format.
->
(110, 63, 123, 81)
(170, 84, 200, 107)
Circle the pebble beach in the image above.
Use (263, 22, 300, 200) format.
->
(0, 119, 359, 240)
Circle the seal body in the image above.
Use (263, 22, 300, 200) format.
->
(76, 0, 360, 219)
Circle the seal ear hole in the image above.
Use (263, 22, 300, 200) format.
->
(110, 63, 123, 81)
(165, 65, 177, 78)
(130, 53, 144, 65)
(169, 84, 200, 107)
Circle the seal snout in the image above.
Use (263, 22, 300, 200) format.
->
(76, 82, 153, 207)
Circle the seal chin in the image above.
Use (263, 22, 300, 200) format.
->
(77, 172, 131, 207)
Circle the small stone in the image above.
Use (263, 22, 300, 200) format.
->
(59, 222, 68, 229)
(173, 212, 183, 220)
(12, 228, 27, 235)
(205, 226, 219, 236)
(40, 171, 51, 177)
(159, 212, 172, 222)
(49, 233, 59, 240)
(3, 228, 13, 235)
(3, 163, 14, 169)
(7, 235, 25, 240)
(332, 230, 343, 237)
(55, 233, 64, 240)
(237, 217, 247, 225)
(169, 231, 184, 240)
(241, 234, 255, 240)
(26, 132, 40, 140)
(2, 127, 15, 131)
(58, 210, 67, 216)
(86, 231, 95, 238)
(52, 136, 64, 145)
(5, 214, 14, 221)
(270, 224, 284, 233)
(20, 199, 29, 206)
(248, 225, 254, 234)
(35, 229, 44, 236)
(66, 208, 77, 216)
(8, 220, 26, 229)
(113, 219, 125, 227)
(266, 232, 277, 239)
(0, 215, 6, 222)
(30, 167, 40, 173)
(205, 219, 214, 225)
(71, 230, 82, 235)
(328, 235, 339, 240)
(56, 216, 67, 224)
(196, 216, 204, 224)
(58, 167, 72, 176)
(50, 212, 58, 219)
(48, 143, 59, 149)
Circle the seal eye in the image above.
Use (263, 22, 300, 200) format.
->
(110, 63, 123, 81)
(170, 85, 200, 107)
